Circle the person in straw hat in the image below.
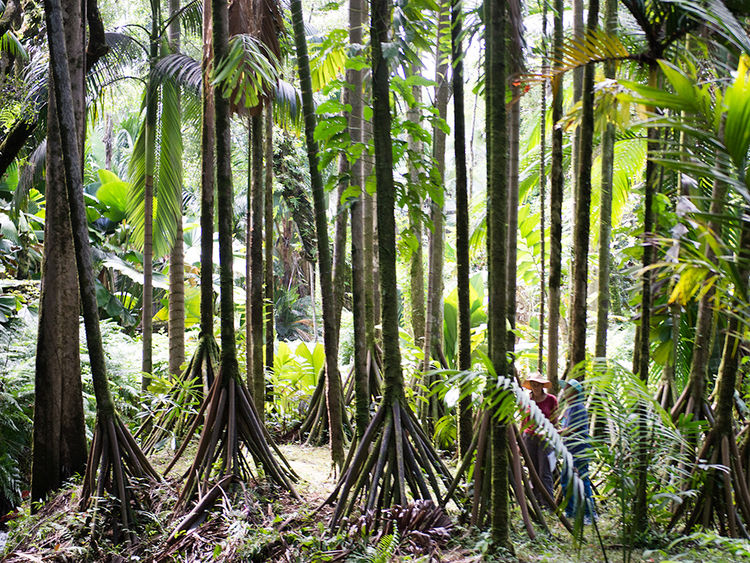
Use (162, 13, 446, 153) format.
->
(522, 372, 558, 507)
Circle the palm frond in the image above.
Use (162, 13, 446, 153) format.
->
(87, 32, 147, 113)
(162, 0, 202, 37)
(213, 33, 279, 112)
(0, 31, 26, 60)
(154, 78, 183, 257)
(273, 79, 302, 130)
(666, 0, 750, 55)
(153, 53, 202, 95)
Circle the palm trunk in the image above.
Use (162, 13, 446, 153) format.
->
(632, 62, 659, 539)
(264, 103, 274, 377)
(290, 0, 345, 468)
(248, 114, 265, 416)
(568, 0, 599, 371)
(31, 0, 87, 503)
(452, 0, 472, 458)
(348, 0, 369, 439)
(486, 0, 510, 549)
(214, 0, 239, 379)
(167, 0, 185, 377)
(407, 77, 425, 349)
(547, 0, 564, 392)
(200, 0, 215, 347)
(333, 155, 349, 338)
(594, 1, 616, 361)
(44, 0, 159, 537)
(424, 0, 449, 370)
(141, 0, 160, 391)
(506, 89, 519, 360)
(537, 1, 548, 372)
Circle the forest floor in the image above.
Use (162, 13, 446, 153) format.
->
(3, 442, 750, 562)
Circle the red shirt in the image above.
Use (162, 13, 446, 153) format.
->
(523, 392, 558, 435)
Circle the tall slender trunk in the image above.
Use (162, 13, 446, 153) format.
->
(168, 0, 185, 376)
(264, 103, 274, 377)
(32, 0, 87, 503)
(44, 0, 116, 419)
(333, 149, 349, 337)
(407, 77, 425, 348)
(537, 0, 548, 372)
(214, 0, 239, 379)
(200, 0, 215, 347)
(713, 214, 750, 437)
(348, 0, 369, 438)
(248, 114, 265, 416)
(142, 0, 160, 391)
(506, 90, 520, 367)
(452, 0, 472, 458)
(290, 0, 345, 468)
(633, 62, 660, 539)
(424, 0, 449, 369)
(371, 0, 404, 404)
(568, 0, 599, 371)
(547, 0, 564, 391)
(363, 116, 376, 355)
(486, 0, 510, 549)
(594, 0, 617, 360)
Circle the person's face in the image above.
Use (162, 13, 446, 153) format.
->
(564, 386, 577, 401)
(530, 381, 544, 394)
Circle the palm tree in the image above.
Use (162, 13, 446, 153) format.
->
(348, 0, 369, 440)
(568, 0, 599, 370)
(167, 0, 185, 377)
(325, 0, 453, 527)
(164, 0, 299, 515)
(594, 0, 618, 360)
(452, 0, 471, 458)
(486, 0, 510, 549)
(289, 0, 346, 469)
(547, 0, 564, 392)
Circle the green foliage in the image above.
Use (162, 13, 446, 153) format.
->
(442, 272, 487, 369)
(214, 34, 280, 109)
(268, 340, 324, 425)
(0, 325, 33, 509)
(127, 79, 183, 258)
(274, 286, 314, 341)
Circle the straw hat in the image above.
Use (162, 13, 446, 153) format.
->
(522, 372, 551, 390)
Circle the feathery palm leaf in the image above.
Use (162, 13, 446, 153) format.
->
(214, 33, 279, 111)
(0, 30, 26, 60)
(154, 53, 203, 95)
(666, 0, 750, 56)
(163, 0, 202, 37)
(127, 80, 183, 257)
